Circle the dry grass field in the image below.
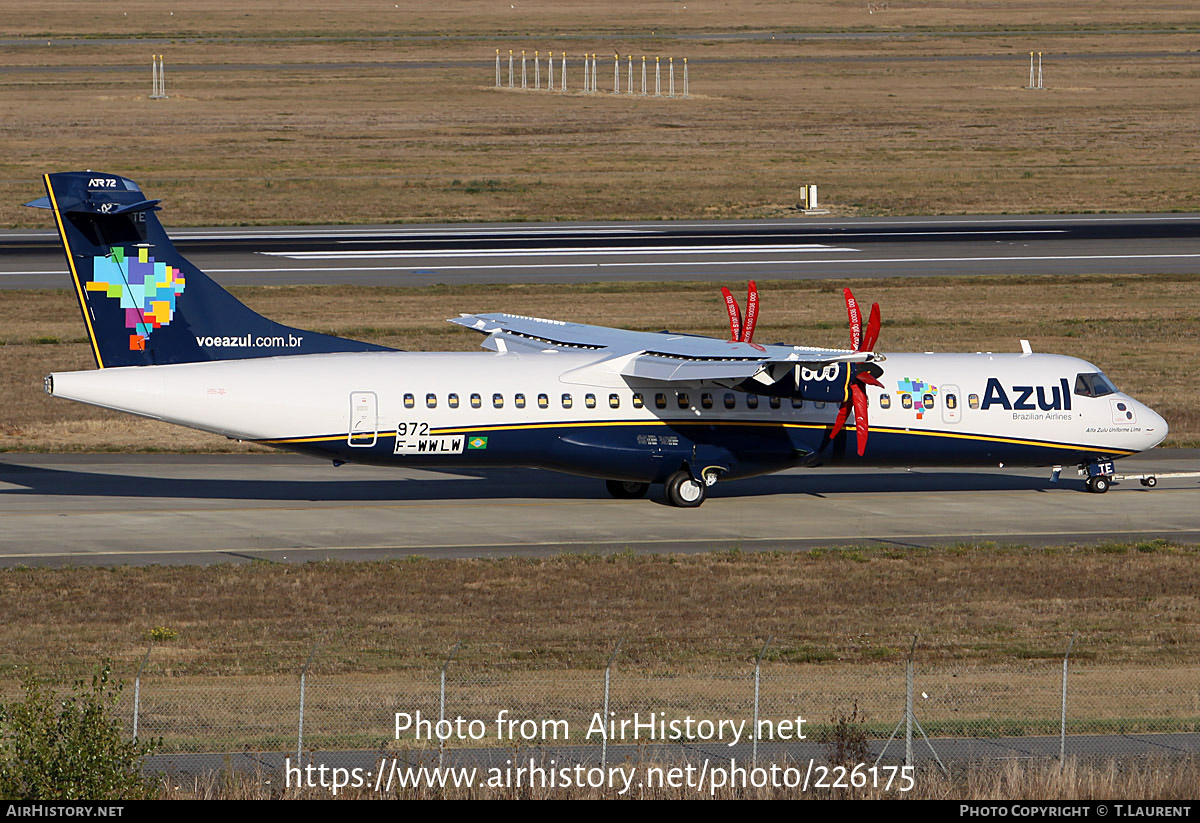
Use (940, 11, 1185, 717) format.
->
(2, 273, 1197, 451)
(0, 543, 1196, 680)
(1, 2, 1199, 226)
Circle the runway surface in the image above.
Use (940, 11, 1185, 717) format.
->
(4, 213, 1200, 288)
(2, 450, 1197, 567)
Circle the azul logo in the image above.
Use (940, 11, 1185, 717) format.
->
(85, 246, 186, 351)
(980, 377, 1072, 411)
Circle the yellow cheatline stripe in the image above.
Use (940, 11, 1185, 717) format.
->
(45, 174, 104, 369)
(259, 418, 1133, 454)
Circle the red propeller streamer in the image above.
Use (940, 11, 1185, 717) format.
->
(741, 281, 759, 343)
(720, 286, 743, 342)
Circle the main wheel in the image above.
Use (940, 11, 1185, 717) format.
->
(606, 479, 649, 499)
(1087, 475, 1111, 494)
(665, 470, 706, 508)
(1143, 476, 1158, 488)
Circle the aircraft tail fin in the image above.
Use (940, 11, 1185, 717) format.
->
(30, 171, 393, 368)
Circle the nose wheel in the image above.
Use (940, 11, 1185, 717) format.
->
(1086, 474, 1111, 494)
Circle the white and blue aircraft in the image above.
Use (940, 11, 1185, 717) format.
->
(30, 171, 1167, 506)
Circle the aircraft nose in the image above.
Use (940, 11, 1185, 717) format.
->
(1141, 403, 1169, 448)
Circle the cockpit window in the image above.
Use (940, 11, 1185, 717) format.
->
(1074, 372, 1117, 398)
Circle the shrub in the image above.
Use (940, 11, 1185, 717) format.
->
(0, 660, 159, 800)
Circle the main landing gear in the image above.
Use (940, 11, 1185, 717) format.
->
(605, 470, 719, 507)
(664, 469, 721, 508)
(605, 479, 650, 499)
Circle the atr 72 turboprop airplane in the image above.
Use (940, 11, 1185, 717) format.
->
(29, 171, 1167, 507)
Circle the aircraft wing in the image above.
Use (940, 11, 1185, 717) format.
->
(449, 312, 874, 385)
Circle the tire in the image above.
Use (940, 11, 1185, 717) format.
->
(606, 479, 649, 499)
(1145, 476, 1157, 488)
(1087, 475, 1111, 494)
(665, 470, 706, 508)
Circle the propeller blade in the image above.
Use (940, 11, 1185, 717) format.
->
(741, 280, 759, 343)
(830, 402, 850, 440)
(844, 288, 863, 351)
(857, 372, 884, 388)
(852, 383, 870, 456)
(862, 302, 881, 352)
(720, 286, 743, 342)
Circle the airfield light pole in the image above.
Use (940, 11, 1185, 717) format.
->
(601, 640, 623, 771)
(582, 51, 589, 93)
(132, 644, 152, 742)
(1028, 51, 1036, 88)
(534, 50, 540, 90)
(521, 50, 527, 89)
(439, 641, 461, 770)
(496, 49, 501, 87)
(683, 57, 689, 98)
(561, 52, 566, 91)
(547, 51, 553, 91)
(508, 50, 514, 88)
(592, 54, 598, 92)
(752, 636, 773, 767)
(627, 55, 633, 94)
(614, 54, 620, 94)
(1059, 632, 1078, 764)
(1037, 51, 1044, 89)
(297, 642, 318, 767)
(655, 56, 661, 96)
(641, 56, 647, 95)
(669, 57, 675, 97)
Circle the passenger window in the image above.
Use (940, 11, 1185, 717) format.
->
(493, 393, 504, 408)
(814, 401, 825, 410)
(655, 393, 667, 410)
(747, 395, 759, 409)
(562, 393, 573, 409)
(609, 394, 620, 409)
(470, 393, 482, 409)
(426, 393, 437, 409)
(701, 393, 713, 409)
(448, 393, 459, 409)
(923, 393, 935, 409)
(403, 393, 415, 409)
(901, 393, 913, 410)
(632, 393, 644, 409)
(968, 393, 980, 410)
(792, 397, 803, 409)
(724, 393, 737, 409)
(585, 393, 597, 409)
(538, 393, 549, 409)
(769, 396, 781, 409)
(677, 393, 690, 409)
(880, 393, 891, 409)
(946, 393, 958, 410)
(515, 393, 526, 409)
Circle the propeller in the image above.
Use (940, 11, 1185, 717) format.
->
(829, 287, 883, 456)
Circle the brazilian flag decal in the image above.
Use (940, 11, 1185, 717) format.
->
(467, 436, 488, 450)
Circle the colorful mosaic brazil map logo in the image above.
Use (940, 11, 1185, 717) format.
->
(897, 377, 938, 420)
(85, 246, 186, 351)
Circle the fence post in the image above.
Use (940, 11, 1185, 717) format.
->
(1060, 632, 1077, 764)
(297, 642, 317, 766)
(752, 635, 773, 767)
(601, 640, 622, 771)
(905, 635, 915, 767)
(132, 644, 152, 742)
(439, 642, 461, 770)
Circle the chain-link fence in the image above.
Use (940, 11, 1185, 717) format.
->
(22, 635, 1197, 775)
